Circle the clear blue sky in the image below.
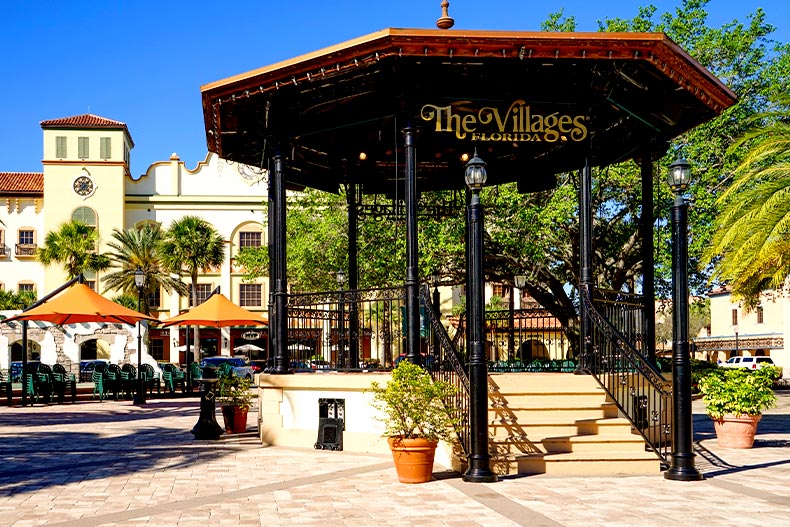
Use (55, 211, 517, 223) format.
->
(1, 0, 787, 178)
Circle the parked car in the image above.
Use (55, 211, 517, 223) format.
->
(249, 360, 268, 373)
(309, 359, 331, 370)
(721, 356, 776, 370)
(199, 356, 254, 379)
(79, 359, 109, 382)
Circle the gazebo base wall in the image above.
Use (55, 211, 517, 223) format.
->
(256, 372, 457, 467)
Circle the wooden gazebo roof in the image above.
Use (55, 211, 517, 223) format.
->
(201, 28, 736, 194)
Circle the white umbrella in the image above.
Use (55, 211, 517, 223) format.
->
(234, 343, 264, 353)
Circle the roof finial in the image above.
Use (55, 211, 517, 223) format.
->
(436, 0, 454, 30)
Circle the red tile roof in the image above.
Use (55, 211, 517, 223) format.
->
(0, 172, 44, 194)
(40, 114, 134, 147)
(40, 114, 127, 128)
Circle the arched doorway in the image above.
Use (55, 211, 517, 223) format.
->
(517, 339, 548, 363)
(79, 338, 111, 361)
(10, 339, 41, 361)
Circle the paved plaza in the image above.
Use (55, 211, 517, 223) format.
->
(1, 392, 789, 527)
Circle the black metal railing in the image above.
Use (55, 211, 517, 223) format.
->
(483, 308, 572, 371)
(286, 286, 406, 370)
(15, 243, 37, 256)
(592, 288, 647, 355)
(582, 287, 672, 466)
(420, 284, 470, 456)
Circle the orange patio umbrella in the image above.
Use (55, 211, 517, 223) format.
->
(3, 283, 159, 325)
(160, 293, 268, 328)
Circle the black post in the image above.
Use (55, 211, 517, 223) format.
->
(641, 152, 657, 365)
(665, 192, 702, 481)
(133, 277, 146, 405)
(577, 161, 593, 372)
(403, 127, 421, 365)
(272, 154, 290, 374)
(339, 285, 346, 368)
(463, 181, 497, 483)
(21, 320, 28, 407)
(347, 183, 360, 369)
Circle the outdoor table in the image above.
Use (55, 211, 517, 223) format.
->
(190, 377, 224, 440)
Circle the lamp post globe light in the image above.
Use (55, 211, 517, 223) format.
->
(462, 150, 497, 483)
(664, 156, 702, 481)
(133, 267, 146, 405)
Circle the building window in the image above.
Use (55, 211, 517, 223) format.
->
(147, 287, 161, 308)
(18, 230, 34, 245)
(18, 283, 35, 293)
(78, 137, 89, 159)
(757, 306, 764, 324)
(239, 284, 262, 307)
(100, 137, 111, 159)
(72, 207, 97, 227)
(194, 284, 213, 305)
(239, 231, 262, 248)
(149, 339, 164, 361)
(732, 309, 738, 326)
(491, 284, 506, 298)
(56, 136, 67, 158)
(82, 270, 97, 291)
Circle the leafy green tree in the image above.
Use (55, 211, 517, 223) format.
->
(103, 224, 189, 315)
(37, 220, 111, 279)
(111, 293, 139, 312)
(704, 101, 790, 305)
(158, 216, 225, 352)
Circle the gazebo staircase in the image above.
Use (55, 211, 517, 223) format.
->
(421, 285, 672, 477)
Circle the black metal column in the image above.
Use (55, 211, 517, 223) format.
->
(665, 194, 703, 481)
(463, 188, 497, 483)
(267, 168, 275, 366)
(272, 154, 290, 374)
(641, 152, 657, 365)
(577, 161, 593, 372)
(347, 184, 360, 369)
(21, 321, 28, 407)
(403, 127, 421, 365)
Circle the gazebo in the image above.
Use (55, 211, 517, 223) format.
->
(200, 13, 735, 479)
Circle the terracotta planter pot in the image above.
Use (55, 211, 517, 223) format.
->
(221, 406, 249, 434)
(713, 414, 761, 449)
(387, 436, 439, 484)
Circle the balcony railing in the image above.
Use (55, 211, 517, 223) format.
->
(0, 243, 9, 257)
(15, 243, 37, 257)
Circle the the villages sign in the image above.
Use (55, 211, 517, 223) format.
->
(420, 100, 589, 143)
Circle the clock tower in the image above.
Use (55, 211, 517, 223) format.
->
(40, 114, 134, 290)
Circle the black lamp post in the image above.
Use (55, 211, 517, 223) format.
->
(337, 269, 347, 368)
(430, 272, 441, 363)
(664, 157, 702, 481)
(133, 266, 146, 405)
(513, 274, 527, 361)
(462, 150, 497, 483)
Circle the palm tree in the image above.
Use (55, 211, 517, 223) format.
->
(103, 224, 189, 315)
(158, 216, 225, 355)
(0, 289, 37, 310)
(705, 102, 790, 305)
(37, 220, 110, 279)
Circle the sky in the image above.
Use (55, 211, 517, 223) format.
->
(1, 0, 788, 179)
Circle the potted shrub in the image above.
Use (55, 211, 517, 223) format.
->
(369, 360, 459, 483)
(217, 374, 253, 434)
(697, 366, 778, 448)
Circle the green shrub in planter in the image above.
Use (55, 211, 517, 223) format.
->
(369, 360, 459, 441)
(697, 366, 778, 420)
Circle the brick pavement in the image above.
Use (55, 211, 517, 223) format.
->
(0, 393, 788, 526)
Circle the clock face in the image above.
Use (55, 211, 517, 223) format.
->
(73, 175, 95, 197)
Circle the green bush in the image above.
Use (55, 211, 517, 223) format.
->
(369, 360, 459, 441)
(217, 374, 253, 410)
(698, 366, 778, 420)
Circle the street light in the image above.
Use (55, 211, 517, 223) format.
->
(337, 269, 347, 368)
(430, 272, 441, 363)
(133, 266, 146, 405)
(511, 274, 527, 362)
(462, 150, 497, 483)
(664, 156, 702, 481)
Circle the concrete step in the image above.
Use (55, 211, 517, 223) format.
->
(516, 450, 662, 476)
(541, 433, 647, 453)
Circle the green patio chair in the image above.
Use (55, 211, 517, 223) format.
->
(92, 370, 105, 401)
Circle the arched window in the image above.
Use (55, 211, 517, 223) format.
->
(72, 207, 97, 227)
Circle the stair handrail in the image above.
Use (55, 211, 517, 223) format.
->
(420, 284, 470, 456)
(581, 286, 673, 466)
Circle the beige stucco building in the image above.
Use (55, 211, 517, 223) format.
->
(1, 114, 270, 371)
